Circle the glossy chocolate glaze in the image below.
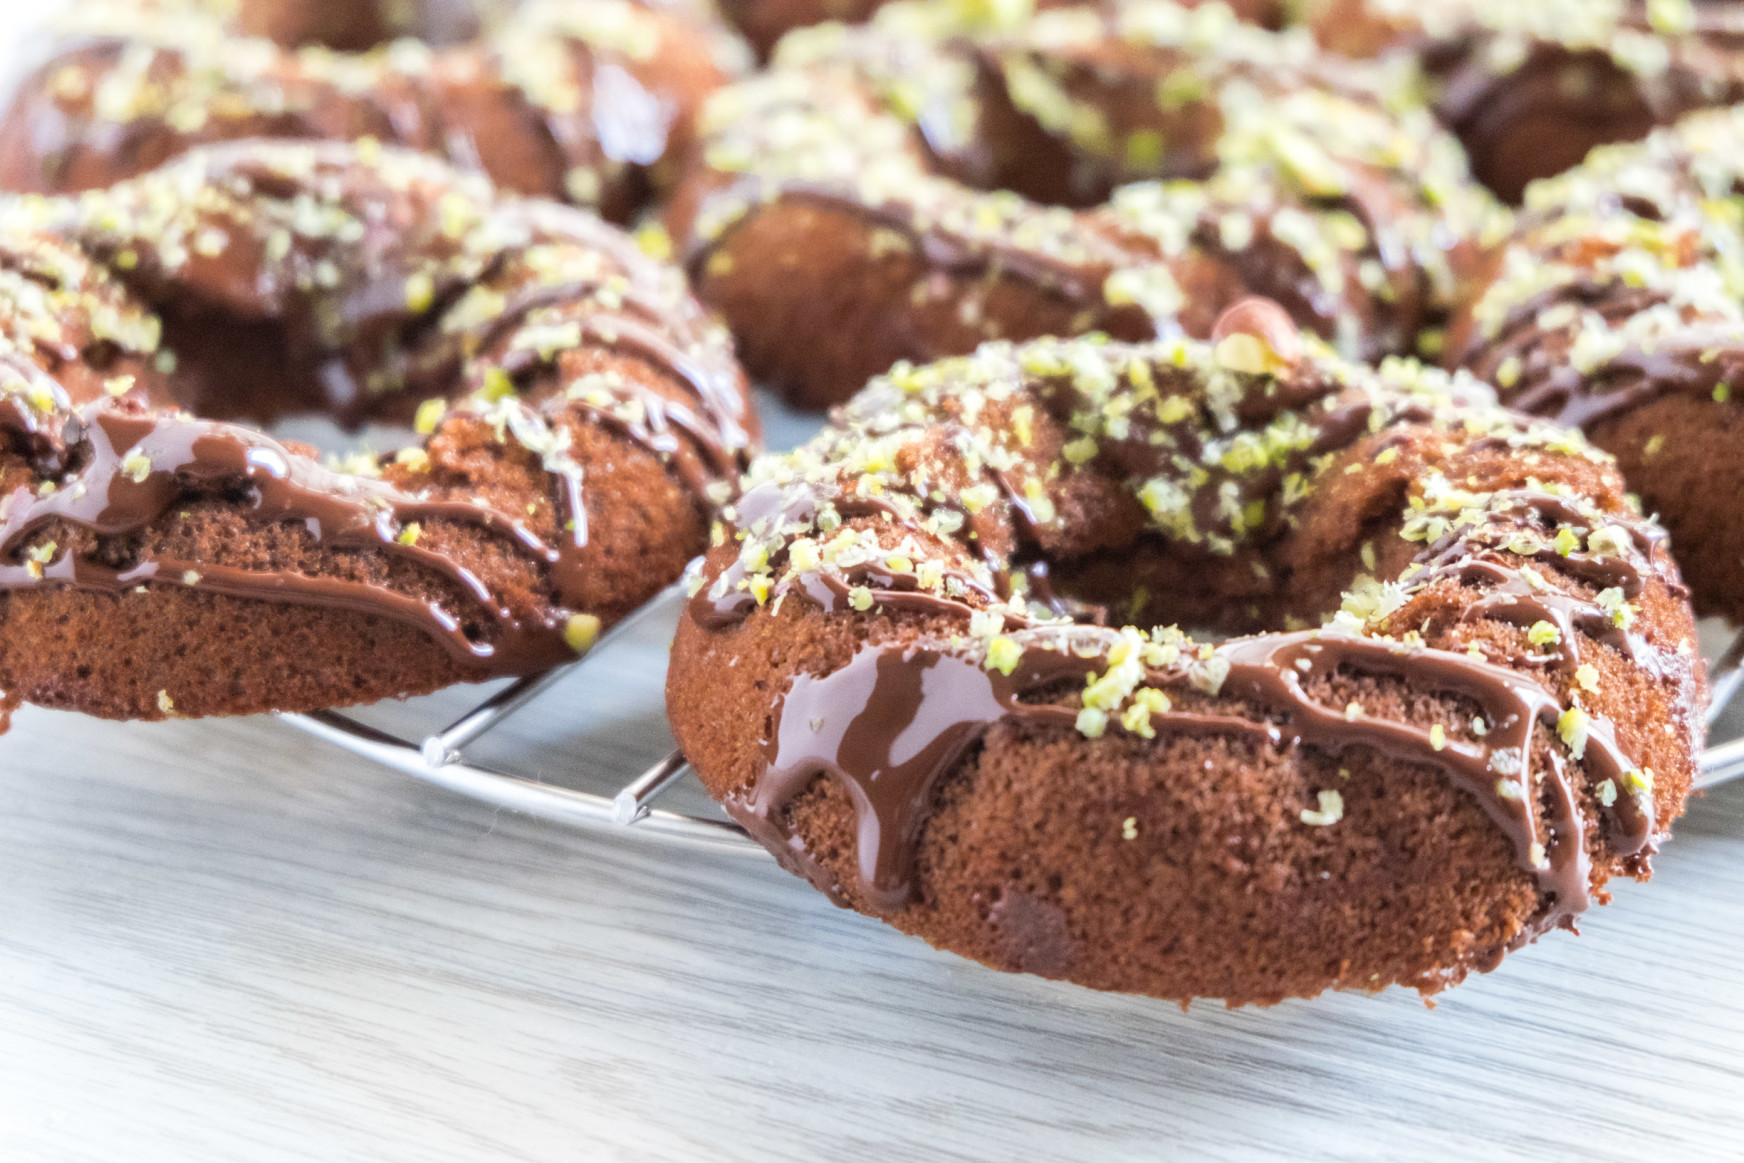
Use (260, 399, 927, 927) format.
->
(1443, 107, 1744, 622)
(0, 399, 591, 671)
(0, 141, 754, 712)
(0, 0, 731, 224)
(671, 0, 1499, 406)
(743, 627, 1649, 940)
(685, 323, 1692, 954)
(1307, 0, 1744, 202)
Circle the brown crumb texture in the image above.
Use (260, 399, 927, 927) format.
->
(667, 0, 1502, 411)
(0, 139, 753, 723)
(0, 0, 736, 223)
(1448, 105, 1744, 622)
(669, 324, 1703, 1005)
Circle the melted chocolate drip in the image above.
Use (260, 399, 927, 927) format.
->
(1409, 488, 1679, 677)
(741, 628, 1652, 941)
(0, 399, 596, 672)
(696, 386, 1679, 947)
(0, 144, 756, 701)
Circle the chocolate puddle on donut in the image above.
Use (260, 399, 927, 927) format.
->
(668, 306, 1705, 1004)
(0, 139, 754, 728)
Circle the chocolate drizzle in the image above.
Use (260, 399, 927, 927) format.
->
(1409, 488, 1677, 676)
(0, 0, 723, 224)
(0, 399, 591, 672)
(0, 141, 755, 716)
(740, 628, 1652, 938)
(678, 324, 1699, 984)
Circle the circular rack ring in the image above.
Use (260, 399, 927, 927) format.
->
(279, 581, 1744, 852)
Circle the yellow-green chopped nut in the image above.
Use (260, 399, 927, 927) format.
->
(564, 613, 602, 655)
(1075, 706, 1108, 739)
(1118, 688, 1172, 739)
(1062, 436, 1099, 465)
(480, 367, 516, 402)
(395, 447, 432, 473)
(1556, 705, 1590, 760)
(404, 271, 436, 314)
(1300, 789, 1344, 827)
(635, 222, 673, 261)
(414, 398, 448, 435)
(1527, 620, 1561, 646)
(787, 538, 820, 573)
(986, 636, 1023, 676)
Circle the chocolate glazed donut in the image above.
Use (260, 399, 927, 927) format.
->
(1448, 105, 1744, 624)
(1300, 0, 1744, 203)
(715, 0, 1285, 60)
(0, 0, 740, 223)
(667, 307, 1703, 1004)
(666, 0, 1500, 409)
(0, 139, 754, 728)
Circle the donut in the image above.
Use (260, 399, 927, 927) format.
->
(209, 0, 499, 52)
(666, 308, 1703, 1003)
(1448, 105, 1744, 624)
(666, 0, 1501, 409)
(0, 0, 741, 223)
(0, 138, 754, 729)
(1298, 0, 1744, 202)
(715, 0, 1284, 60)
(717, 0, 893, 59)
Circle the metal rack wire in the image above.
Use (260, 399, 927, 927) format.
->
(277, 583, 1744, 854)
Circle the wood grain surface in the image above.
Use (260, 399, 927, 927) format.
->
(1, 8, 1742, 1160)
(3, 572, 1743, 1163)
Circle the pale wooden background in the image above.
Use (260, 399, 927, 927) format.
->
(2, 7, 1743, 1161)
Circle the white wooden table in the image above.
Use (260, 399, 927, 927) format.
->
(3, 610, 1743, 1163)
(2, 8, 1743, 1160)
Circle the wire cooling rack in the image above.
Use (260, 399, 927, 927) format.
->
(279, 581, 1744, 854)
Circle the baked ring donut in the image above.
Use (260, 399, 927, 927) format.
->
(1299, 0, 1744, 202)
(205, 0, 500, 52)
(0, 139, 753, 727)
(667, 308, 1703, 1003)
(1449, 105, 1744, 624)
(0, 0, 740, 223)
(667, 0, 1499, 409)
(715, 0, 1284, 60)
